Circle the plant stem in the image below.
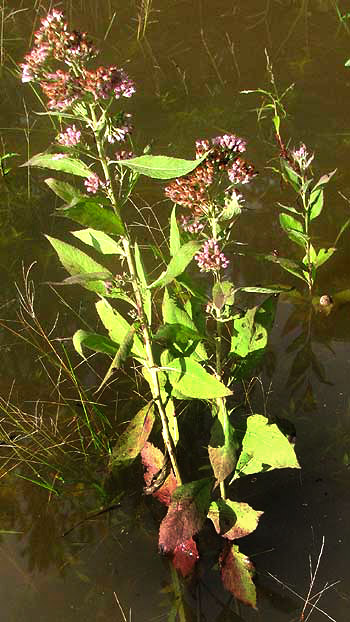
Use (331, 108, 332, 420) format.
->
(89, 106, 182, 484)
(216, 306, 226, 500)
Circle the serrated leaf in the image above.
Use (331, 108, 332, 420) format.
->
(149, 240, 203, 289)
(59, 200, 125, 235)
(233, 414, 300, 480)
(208, 500, 263, 540)
(115, 153, 207, 180)
(96, 298, 145, 360)
(159, 478, 212, 552)
(109, 402, 155, 470)
(164, 357, 232, 399)
(46, 235, 112, 296)
(72, 330, 119, 358)
(45, 178, 83, 203)
(220, 543, 257, 609)
(72, 229, 124, 255)
(23, 152, 92, 177)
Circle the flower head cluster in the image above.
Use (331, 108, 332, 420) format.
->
(195, 239, 229, 272)
(106, 112, 133, 144)
(21, 10, 97, 84)
(114, 149, 134, 160)
(291, 143, 314, 172)
(57, 124, 81, 146)
(84, 173, 100, 194)
(21, 11, 135, 112)
(165, 134, 255, 217)
(227, 158, 256, 184)
(180, 215, 204, 233)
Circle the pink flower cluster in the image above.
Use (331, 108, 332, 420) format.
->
(57, 124, 81, 146)
(227, 158, 256, 184)
(180, 215, 204, 233)
(114, 150, 134, 160)
(195, 239, 229, 272)
(84, 173, 100, 194)
(106, 112, 133, 144)
(292, 143, 314, 171)
(21, 11, 135, 111)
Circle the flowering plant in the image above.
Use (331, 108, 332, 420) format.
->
(21, 11, 300, 610)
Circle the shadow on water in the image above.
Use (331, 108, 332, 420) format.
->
(1, 0, 350, 620)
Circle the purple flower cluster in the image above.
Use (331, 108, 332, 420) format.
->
(195, 239, 229, 273)
(180, 215, 204, 233)
(227, 158, 256, 184)
(21, 11, 135, 112)
(84, 173, 100, 194)
(57, 124, 81, 146)
(292, 143, 314, 171)
(114, 150, 134, 160)
(106, 113, 133, 144)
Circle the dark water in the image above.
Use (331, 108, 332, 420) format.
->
(1, 1, 350, 620)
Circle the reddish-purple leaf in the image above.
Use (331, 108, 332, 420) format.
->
(220, 542, 257, 609)
(208, 499, 263, 540)
(208, 409, 239, 484)
(159, 478, 212, 552)
(172, 537, 199, 577)
(141, 442, 177, 506)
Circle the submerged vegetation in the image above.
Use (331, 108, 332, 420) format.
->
(1, 2, 350, 620)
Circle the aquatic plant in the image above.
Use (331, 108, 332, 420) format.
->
(18, 10, 301, 610)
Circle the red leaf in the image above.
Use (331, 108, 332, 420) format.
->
(159, 478, 212, 552)
(172, 537, 199, 577)
(220, 542, 257, 609)
(208, 499, 263, 540)
(141, 442, 177, 507)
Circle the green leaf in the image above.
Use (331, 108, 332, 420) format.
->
(72, 330, 119, 358)
(46, 235, 112, 296)
(162, 288, 207, 360)
(59, 200, 125, 235)
(279, 213, 303, 234)
(238, 285, 292, 294)
(96, 324, 137, 392)
(115, 153, 207, 180)
(232, 414, 300, 480)
(314, 247, 336, 268)
(220, 543, 257, 609)
(134, 241, 152, 324)
(334, 217, 350, 246)
(164, 357, 232, 399)
(109, 402, 155, 470)
(281, 160, 300, 192)
(212, 281, 235, 311)
(169, 206, 181, 257)
(256, 253, 307, 283)
(149, 240, 203, 289)
(72, 228, 124, 255)
(23, 152, 92, 177)
(96, 298, 146, 360)
(208, 499, 263, 540)
(45, 178, 83, 203)
(309, 170, 336, 220)
(208, 404, 239, 483)
(154, 323, 203, 345)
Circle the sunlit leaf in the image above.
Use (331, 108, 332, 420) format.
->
(134, 241, 152, 324)
(96, 298, 146, 360)
(109, 402, 155, 470)
(170, 206, 181, 256)
(208, 499, 263, 540)
(46, 235, 112, 296)
(162, 288, 207, 360)
(212, 281, 235, 311)
(115, 152, 207, 180)
(159, 478, 212, 552)
(314, 247, 336, 268)
(149, 240, 203, 289)
(72, 329, 119, 358)
(280, 160, 300, 192)
(233, 414, 300, 480)
(72, 228, 124, 255)
(164, 357, 232, 399)
(279, 213, 303, 234)
(220, 543, 257, 609)
(45, 178, 83, 203)
(309, 170, 336, 220)
(96, 324, 137, 392)
(24, 152, 92, 177)
(59, 200, 125, 235)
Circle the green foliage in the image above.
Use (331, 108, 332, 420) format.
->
(115, 153, 207, 180)
(164, 357, 232, 399)
(149, 240, 203, 289)
(233, 414, 300, 481)
(208, 499, 263, 540)
(96, 298, 146, 360)
(109, 402, 155, 470)
(24, 152, 92, 177)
